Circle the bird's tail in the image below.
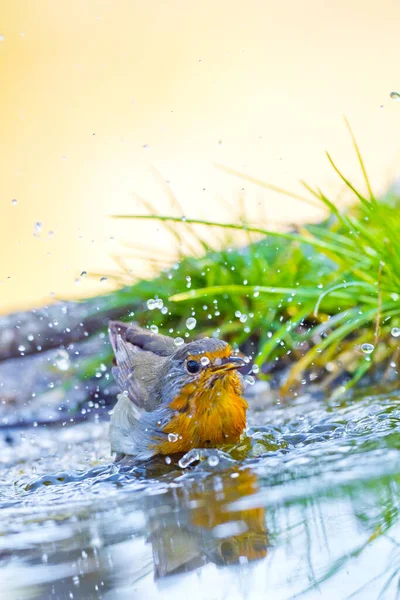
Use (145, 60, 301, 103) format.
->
(108, 321, 144, 406)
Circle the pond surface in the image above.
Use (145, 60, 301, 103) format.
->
(1, 387, 400, 600)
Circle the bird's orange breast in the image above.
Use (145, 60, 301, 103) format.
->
(155, 370, 247, 455)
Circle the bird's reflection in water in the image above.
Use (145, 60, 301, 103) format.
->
(142, 464, 268, 578)
(8, 459, 268, 598)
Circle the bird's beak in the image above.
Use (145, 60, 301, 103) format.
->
(212, 355, 246, 372)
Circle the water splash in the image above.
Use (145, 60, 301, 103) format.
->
(186, 317, 197, 330)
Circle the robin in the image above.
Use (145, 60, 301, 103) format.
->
(108, 321, 248, 460)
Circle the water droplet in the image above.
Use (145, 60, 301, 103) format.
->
(100, 276, 107, 283)
(161, 306, 168, 314)
(244, 375, 255, 386)
(207, 454, 219, 467)
(142, 144, 149, 149)
(239, 314, 248, 323)
(391, 327, 400, 338)
(251, 364, 260, 374)
(18, 345, 26, 352)
(11, 199, 17, 206)
(252, 442, 265, 457)
(165, 456, 172, 465)
(54, 349, 70, 371)
(235, 310, 241, 318)
(361, 343, 374, 354)
(80, 271, 87, 278)
(147, 298, 163, 310)
(178, 449, 200, 468)
(168, 433, 178, 442)
(390, 91, 400, 101)
(174, 337, 184, 347)
(150, 325, 159, 334)
(200, 356, 210, 366)
(186, 317, 197, 330)
(33, 222, 42, 237)
(0, 35, 4, 42)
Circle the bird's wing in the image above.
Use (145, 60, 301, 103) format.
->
(108, 321, 169, 410)
(109, 392, 168, 459)
(124, 323, 176, 356)
(108, 321, 172, 458)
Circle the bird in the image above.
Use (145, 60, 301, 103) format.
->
(108, 321, 248, 461)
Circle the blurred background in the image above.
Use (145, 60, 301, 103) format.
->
(1, 0, 400, 315)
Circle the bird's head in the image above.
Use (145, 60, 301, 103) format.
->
(154, 337, 246, 409)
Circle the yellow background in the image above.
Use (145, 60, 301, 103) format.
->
(1, 0, 400, 314)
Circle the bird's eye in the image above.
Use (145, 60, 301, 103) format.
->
(186, 359, 200, 374)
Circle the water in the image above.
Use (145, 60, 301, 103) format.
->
(1, 387, 400, 599)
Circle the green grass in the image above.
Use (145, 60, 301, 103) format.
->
(82, 126, 400, 396)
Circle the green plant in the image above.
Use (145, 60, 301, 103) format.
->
(105, 125, 400, 395)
